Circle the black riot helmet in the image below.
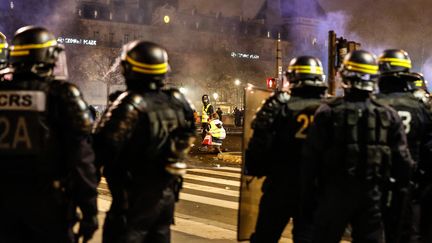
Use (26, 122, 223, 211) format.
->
(408, 72, 430, 103)
(339, 50, 379, 92)
(120, 40, 169, 90)
(0, 32, 8, 69)
(9, 26, 64, 77)
(400, 72, 429, 93)
(285, 56, 327, 89)
(202, 94, 210, 106)
(378, 49, 412, 75)
(408, 72, 428, 91)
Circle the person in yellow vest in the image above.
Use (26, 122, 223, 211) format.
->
(208, 113, 226, 153)
(201, 94, 214, 139)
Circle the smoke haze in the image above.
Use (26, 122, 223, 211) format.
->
(318, 0, 432, 88)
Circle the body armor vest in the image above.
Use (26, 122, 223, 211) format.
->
(378, 92, 428, 164)
(0, 79, 58, 178)
(101, 89, 195, 186)
(329, 98, 391, 181)
(0, 77, 92, 180)
(247, 92, 323, 177)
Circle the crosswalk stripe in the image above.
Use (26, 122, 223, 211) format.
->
(172, 216, 237, 240)
(188, 168, 241, 178)
(98, 197, 111, 212)
(183, 174, 240, 186)
(215, 166, 241, 172)
(180, 193, 238, 210)
(183, 182, 239, 197)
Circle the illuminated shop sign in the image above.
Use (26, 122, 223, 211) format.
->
(231, 51, 259, 60)
(57, 37, 97, 46)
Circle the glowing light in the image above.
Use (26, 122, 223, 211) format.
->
(179, 87, 187, 94)
(246, 83, 254, 91)
(234, 79, 241, 86)
(212, 93, 219, 100)
(164, 15, 170, 24)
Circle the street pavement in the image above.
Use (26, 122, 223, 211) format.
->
(91, 165, 245, 243)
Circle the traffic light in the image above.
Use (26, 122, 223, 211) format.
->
(328, 30, 361, 95)
(266, 77, 277, 89)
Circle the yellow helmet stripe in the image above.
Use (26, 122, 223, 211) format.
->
(288, 65, 324, 74)
(293, 69, 324, 75)
(10, 50, 30, 56)
(379, 57, 412, 68)
(379, 57, 411, 64)
(11, 40, 57, 51)
(132, 66, 168, 75)
(345, 65, 378, 75)
(0, 43, 7, 48)
(414, 80, 423, 87)
(390, 62, 411, 68)
(126, 55, 168, 69)
(344, 61, 378, 71)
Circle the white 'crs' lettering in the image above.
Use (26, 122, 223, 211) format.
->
(0, 91, 46, 111)
(0, 94, 33, 107)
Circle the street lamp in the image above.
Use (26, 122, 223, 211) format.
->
(164, 15, 170, 24)
(234, 79, 241, 86)
(212, 92, 219, 100)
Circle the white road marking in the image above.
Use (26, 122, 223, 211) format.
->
(98, 197, 111, 213)
(172, 216, 237, 240)
(188, 168, 241, 178)
(215, 166, 242, 172)
(179, 193, 239, 210)
(183, 182, 239, 197)
(183, 174, 240, 186)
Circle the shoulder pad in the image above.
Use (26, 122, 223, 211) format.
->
(164, 88, 195, 113)
(117, 92, 147, 113)
(370, 98, 387, 107)
(109, 90, 124, 103)
(52, 80, 82, 98)
(252, 92, 289, 130)
(261, 91, 290, 110)
(50, 80, 93, 135)
(273, 91, 290, 103)
(326, 97, 343, 107)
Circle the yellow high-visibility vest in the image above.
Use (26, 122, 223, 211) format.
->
(209, 119, 226, 139)
(201, 104, 211, 122)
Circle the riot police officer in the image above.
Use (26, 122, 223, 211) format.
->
(377, 49, 432, 243)
(302, 50, 414, 243)
(94, 40, 196, 243)
(0, 32, 10, 81)
(245, 56, 328, 243)
(201, 94, 214, 139)
(0, 32, 7, 69)
(0, 26, 98, 242)
(409, 72, 431, 109)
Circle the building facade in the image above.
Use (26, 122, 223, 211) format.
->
(0, 0, 326, 108)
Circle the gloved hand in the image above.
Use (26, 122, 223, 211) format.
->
(78, 215, 99, 242)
